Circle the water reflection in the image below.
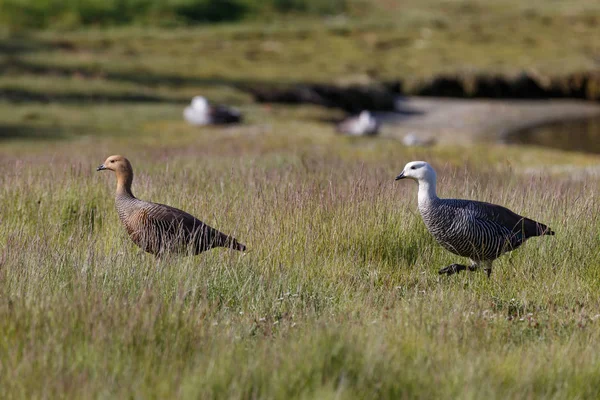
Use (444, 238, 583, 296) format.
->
(505, 116, 600, 154)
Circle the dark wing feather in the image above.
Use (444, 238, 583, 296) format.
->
(137, 201, 244, 254)
(209, 105, 242, 124)
(467, 201, 554, 238)
(370, 120, 381, 135)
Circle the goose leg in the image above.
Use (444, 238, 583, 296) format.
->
(470, 260, 493, 277)
(468, 260, 478, 272)
(438, 263, 468, 275)
(482, 261, 493, 278)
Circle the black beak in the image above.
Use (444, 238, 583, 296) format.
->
(96, 164, 106, 171)
(395, 171, 406, 181)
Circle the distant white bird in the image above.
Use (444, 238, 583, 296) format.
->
(402, 133, 437, 147)
(183, 96, 243, 126)
(336, 110, 380, 136)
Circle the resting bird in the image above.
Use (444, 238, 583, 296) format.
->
(97, 155, 246, 256)
(336, 110, 380, 136)
(395, 161, 554, 277)
(183, 96, 242, 126)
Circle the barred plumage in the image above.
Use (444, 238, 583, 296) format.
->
(396, 161, 554, 277)
(97, 155, 246, 257)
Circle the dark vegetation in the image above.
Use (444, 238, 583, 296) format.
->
(0, 0, 350, 29)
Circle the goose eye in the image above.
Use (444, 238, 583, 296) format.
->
(410, 166, 416, 170)
(111, 160, 115, 163)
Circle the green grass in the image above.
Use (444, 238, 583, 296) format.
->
(1, 1, 600, 396)
(1, 99, 600, 398)
(1, 0, 599, 105)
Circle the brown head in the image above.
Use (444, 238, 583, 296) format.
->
(97, 155, 134, 195)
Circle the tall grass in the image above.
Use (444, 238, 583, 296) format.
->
(0, 101, 599, 397)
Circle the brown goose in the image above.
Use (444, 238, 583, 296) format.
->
(97, 155, 246, 256)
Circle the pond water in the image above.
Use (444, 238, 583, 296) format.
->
(505, 116, 600, 154)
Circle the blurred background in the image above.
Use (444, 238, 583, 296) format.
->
(0, 0, 599, 150)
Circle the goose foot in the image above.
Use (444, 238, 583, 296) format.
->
(438, 263, 468, 276)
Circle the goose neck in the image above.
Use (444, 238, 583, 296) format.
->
(116, 171, 135, 198)
(417, 178, 438, 206)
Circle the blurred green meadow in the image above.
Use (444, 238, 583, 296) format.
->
(1, 0, 600, 398)
(1, 0, 599, 101)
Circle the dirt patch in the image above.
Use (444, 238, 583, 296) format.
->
(377, 97, 600, 144)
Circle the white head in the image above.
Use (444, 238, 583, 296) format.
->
(358, 110, 371, 124)
(395, 161, 436, 184)
(191, 96, 208, 111)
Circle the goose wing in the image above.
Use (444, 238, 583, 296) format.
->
(210, 105, 242, 124)
(129, 201, 238, 254)
(466, 201, 553, 238)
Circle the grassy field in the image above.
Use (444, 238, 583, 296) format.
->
(1, 0, 600, 397)
(1, 0, 599, 105)
(0, 100, 600, 398)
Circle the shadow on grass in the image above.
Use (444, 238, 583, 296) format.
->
(1, 58, 397, 111)
(0, 88, 185, 104)
(0, 34, 63, 56)
(0, 123, 65, 141)
(1, 58, 265, 89)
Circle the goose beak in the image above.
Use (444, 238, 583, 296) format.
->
(395, 171, 406, 181)
(96, 164, 106, 171)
